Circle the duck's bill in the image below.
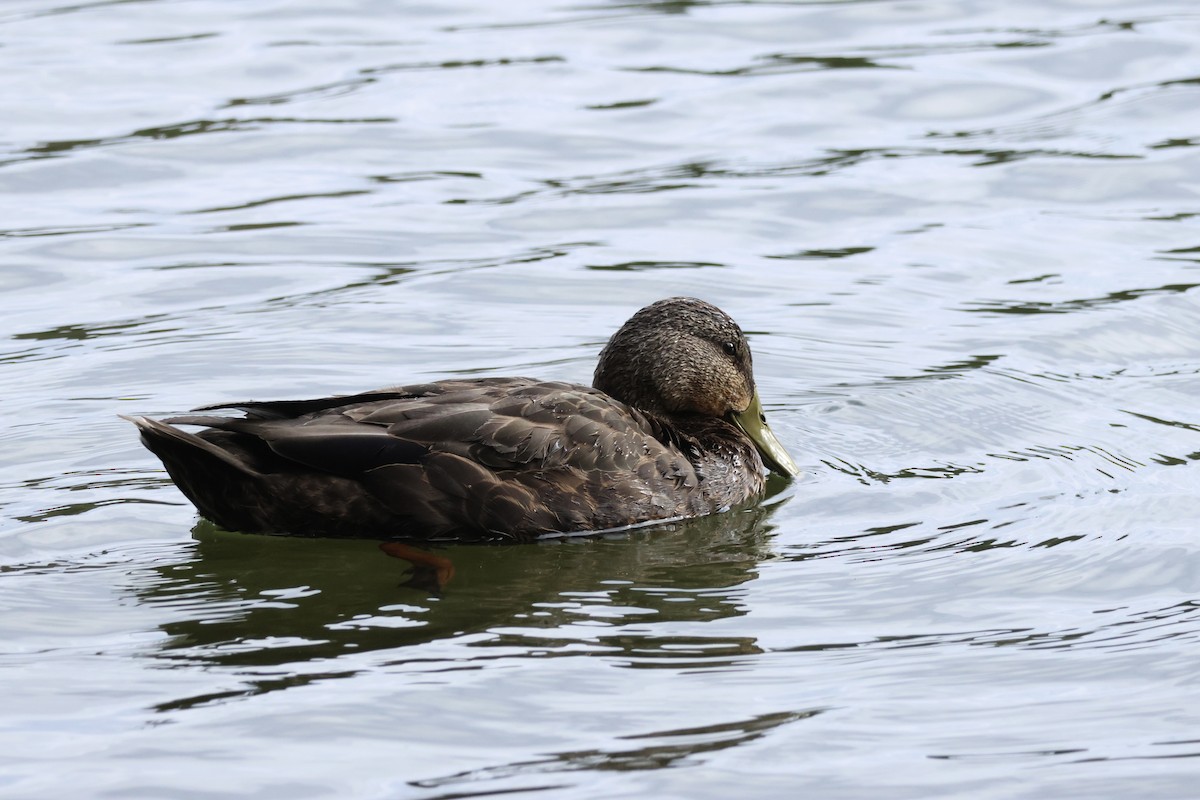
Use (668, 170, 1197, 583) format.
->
(731, 392, 800, 478)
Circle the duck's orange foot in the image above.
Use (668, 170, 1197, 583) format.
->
(379, 542, 456, 592)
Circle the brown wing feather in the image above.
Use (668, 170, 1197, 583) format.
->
(347, 380, 706, 537)
(136, 377, 756, 540)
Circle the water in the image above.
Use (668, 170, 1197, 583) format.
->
(3, 0, 1200, 796)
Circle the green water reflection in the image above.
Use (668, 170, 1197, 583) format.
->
(132, 499, 785, 708)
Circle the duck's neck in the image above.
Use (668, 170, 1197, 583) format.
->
(665, 414, 767, 502)
(654, 412, 762, 466)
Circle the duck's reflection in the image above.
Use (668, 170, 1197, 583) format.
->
(132, 495, 786, 708)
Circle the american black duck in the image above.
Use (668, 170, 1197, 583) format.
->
(126, 297, 798, 551)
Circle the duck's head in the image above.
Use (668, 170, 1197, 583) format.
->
(593, 297, 800, 478)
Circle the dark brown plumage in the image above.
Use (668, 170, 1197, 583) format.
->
(126, 297, 798, 543)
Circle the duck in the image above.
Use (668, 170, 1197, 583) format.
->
(125, 297, 799, 559)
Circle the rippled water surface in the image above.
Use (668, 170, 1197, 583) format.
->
(3, 0, 1200, 797)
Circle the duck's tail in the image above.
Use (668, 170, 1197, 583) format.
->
(122, 415, 264, 532)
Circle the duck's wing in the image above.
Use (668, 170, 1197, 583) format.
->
(164, 378, 536, 476)
(187, 377, 530, 419)
(335, 379, 693, 476)
(164, 378, 699, 537)
(191, 390, 414, 419)
(354, 380, 703, 534)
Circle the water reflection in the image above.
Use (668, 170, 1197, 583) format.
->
(131, 499, 784, 707)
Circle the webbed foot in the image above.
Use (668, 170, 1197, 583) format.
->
(379, 542, 455, 592)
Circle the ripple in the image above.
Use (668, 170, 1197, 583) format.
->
(961, 280, 1199, 315)
(361, 54, 565, 75)
(926, 76, 1200, 156)
(0, 115, 394, 170)
(188, 189, 372, 215)
(586, 260, 722, 272)
(773, 599, 1200, 655)
(411, 709, 820, 791)
(223, 77, 378, 108)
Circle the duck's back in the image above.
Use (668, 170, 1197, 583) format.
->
(131, 377, 765, 541)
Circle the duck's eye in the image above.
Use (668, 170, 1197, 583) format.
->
(721, 341, 737, 357)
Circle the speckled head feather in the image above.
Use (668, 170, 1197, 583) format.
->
(593, 297, 755, 418)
